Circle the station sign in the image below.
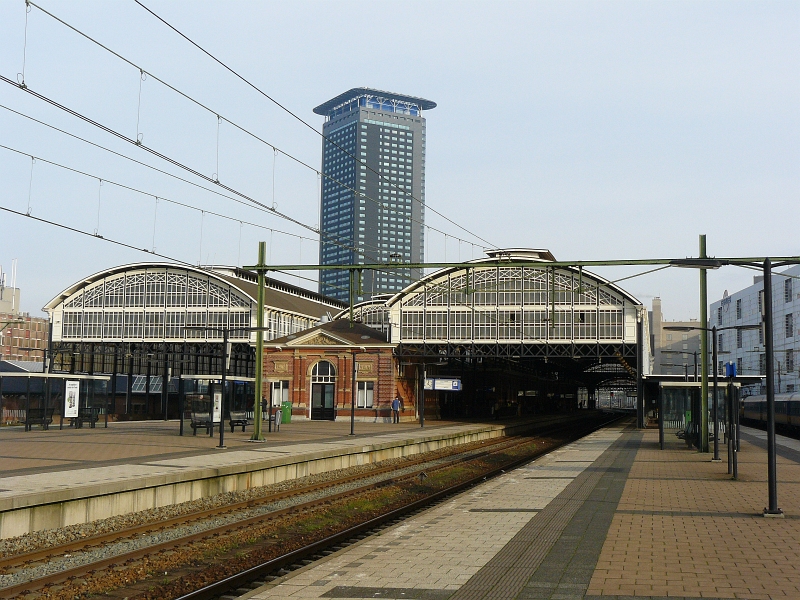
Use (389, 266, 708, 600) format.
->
(424, 378, 462, 391)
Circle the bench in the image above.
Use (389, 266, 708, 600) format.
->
(190, 412, 212, 435)
(74, 407, 100, 428)
(229, 411, 249, 432)
(25, 407, 55, 431)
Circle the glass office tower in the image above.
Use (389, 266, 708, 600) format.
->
(314, 88, 436, 302)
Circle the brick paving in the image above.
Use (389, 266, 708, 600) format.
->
(588, 427, 800, 599)
(0, 419, 465, 476)
(245, 423, 800, 600)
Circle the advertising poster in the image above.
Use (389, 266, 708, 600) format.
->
(64, 380, 80, 418)
(212, 391, 222, 423)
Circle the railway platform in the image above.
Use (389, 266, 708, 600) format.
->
(244, 423, 800, 600)
(0, 415, 549, 539)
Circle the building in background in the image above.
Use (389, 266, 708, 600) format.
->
(1, 312, 49, 363)
(710, 265, 800, 395)
(0, 262, 21, 315)
(314, 88, 436, 302)
(649, 297, 702, 377)
(0, 262, 49, 364)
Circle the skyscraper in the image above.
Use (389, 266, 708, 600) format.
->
(314, 88, 436, 302)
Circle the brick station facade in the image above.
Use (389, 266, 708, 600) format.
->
(263, 319, 416, 422)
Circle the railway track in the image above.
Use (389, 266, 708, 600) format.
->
(1, 413, 621, 600)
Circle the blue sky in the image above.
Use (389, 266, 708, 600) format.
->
(1, 0, 797, 320)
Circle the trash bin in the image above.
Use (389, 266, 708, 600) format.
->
(281, 401, 292, 424)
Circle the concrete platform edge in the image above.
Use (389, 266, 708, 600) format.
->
(0, 420, 527, 539)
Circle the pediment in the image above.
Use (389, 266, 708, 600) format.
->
(287, 331, 349, 347)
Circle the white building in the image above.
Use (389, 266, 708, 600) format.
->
(709, 265, 799, 394)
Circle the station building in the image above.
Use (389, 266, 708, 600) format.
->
(34, 250, 649, 423)
(265, 249, 649, 421)
(42, 263, 346, 419)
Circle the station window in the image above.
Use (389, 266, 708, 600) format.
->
(787, 313, 794, 338)
(356, 381, 374, 408)
(271, 380, 290, 407)
(785, 278, 793, 303)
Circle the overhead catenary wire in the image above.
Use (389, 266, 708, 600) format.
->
(0, 143, 327, 247)
(0, 204, 347, 292)
(0, 142, 403, 285)
(0, 200, 696, 308)
(25, 155, 35, 214)
(17, 0, 31, 87)
(19, 1, 490, 254)
(607, 265, 671, 285)
(133, 0, 496, 250)
(95, 178, 102, 236)
(0, 103, 384, 260)
(0, 79, 387, 265)
(5, 206, 347, 290)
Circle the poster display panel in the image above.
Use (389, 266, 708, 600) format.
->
(65, 380, 80, 418)
(212, 391, 222, 423)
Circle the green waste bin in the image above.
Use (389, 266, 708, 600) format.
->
(281, 401, 292, 424)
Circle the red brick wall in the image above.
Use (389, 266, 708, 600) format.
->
(262, 346, 404, 419)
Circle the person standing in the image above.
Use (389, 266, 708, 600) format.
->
(392, 395, 401, 423)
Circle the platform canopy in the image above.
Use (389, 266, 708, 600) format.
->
(340, 249, 649, 393)
(40, 263, 345, 401)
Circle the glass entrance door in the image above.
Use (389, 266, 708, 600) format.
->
(311, 383, 335, 420)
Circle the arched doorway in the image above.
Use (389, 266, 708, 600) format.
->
(311, 360, 336, 420)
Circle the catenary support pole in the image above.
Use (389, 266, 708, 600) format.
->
(421, 364, 426, 428)
(218, 327, 228, 449)
(727, 378, 733, 475)
(712, 325, 720, 461)
(126, 353, 133, 415)
(763, 258, 782, 516)
(637, 310, 644, 429)
(350, 351, 356, 435)
(659, 386, 665, 450)
(109, 349, 117, 428)
(162, 347, 168, 421)
(178, 377, 185, 436)
(699, 234, 709, 452)
(251, 241, 266, 441)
